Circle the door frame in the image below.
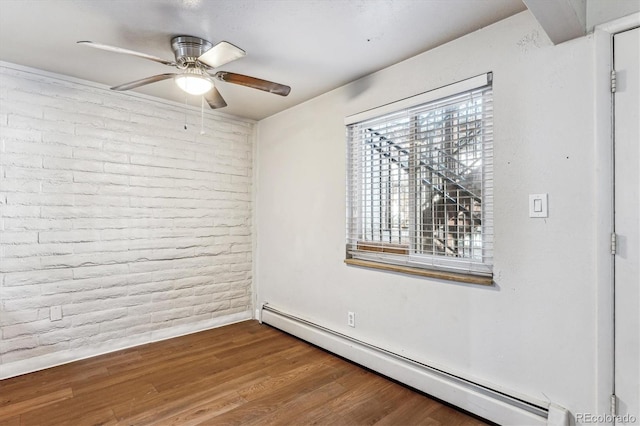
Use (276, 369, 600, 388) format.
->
(594, 12, 640, 422)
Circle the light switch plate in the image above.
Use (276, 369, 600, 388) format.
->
(529, 193, 548, 218)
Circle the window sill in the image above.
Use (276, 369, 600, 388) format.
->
(344, 258, 493, 286)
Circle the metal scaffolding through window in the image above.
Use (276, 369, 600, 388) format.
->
(346, 74, 493, 276)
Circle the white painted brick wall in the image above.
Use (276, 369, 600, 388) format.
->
(0, 63, 255, 375)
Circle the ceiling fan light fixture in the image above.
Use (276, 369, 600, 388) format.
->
(175, 69, 213, 95)
(79, 36, 290, 109)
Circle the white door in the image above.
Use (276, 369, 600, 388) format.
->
(614, 26, 640, 425)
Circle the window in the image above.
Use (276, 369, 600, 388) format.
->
(345, 73, 493, 284)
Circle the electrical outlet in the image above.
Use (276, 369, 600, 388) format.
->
(50, 305, 62, 322)
(347, 311, 355, 327)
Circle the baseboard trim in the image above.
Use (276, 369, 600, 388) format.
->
(0, 310, 252, 380)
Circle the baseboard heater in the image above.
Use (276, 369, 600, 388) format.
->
(260, 303, 551, 426)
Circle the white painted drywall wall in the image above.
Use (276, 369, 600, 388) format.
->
(255, 10, 612, 420)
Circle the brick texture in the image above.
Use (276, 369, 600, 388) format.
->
(0, 64, 254, 371)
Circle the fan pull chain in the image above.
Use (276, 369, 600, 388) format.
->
(184, 94, 188, 130)
(200, 96, 205, 135)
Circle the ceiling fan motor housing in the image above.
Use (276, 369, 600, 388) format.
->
(171, 36, 212, 68)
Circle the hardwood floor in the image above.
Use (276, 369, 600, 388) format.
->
(0, 320, 491, 425)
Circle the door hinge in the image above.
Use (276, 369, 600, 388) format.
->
(610, 394, 618, 416)
(611, 232, 617, 255)
(611, 70, 617, 93)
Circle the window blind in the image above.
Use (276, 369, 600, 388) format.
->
(346, 73, 493, 277)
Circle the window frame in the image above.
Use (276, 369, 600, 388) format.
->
(345, 73, 493, 285)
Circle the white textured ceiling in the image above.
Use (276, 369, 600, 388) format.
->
(0, 0, 526, 121)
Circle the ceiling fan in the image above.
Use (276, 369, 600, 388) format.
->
(77, 35, 291, 109)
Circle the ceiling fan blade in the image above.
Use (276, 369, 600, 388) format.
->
(204, 87, 228, 109)
(77, 41, 176, 66)
(197, 41, 246, 69)
(213, 72, 291, 96)
(110, 73, 177, 91)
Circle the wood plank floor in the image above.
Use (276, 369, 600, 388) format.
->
(0, 320, 491, 425)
